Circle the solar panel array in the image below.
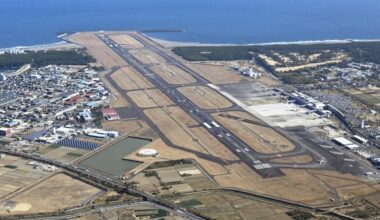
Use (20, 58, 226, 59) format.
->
(57, 139, 100, 150)
(24, 129, 49, 141)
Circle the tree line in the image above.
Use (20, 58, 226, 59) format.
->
(0, 49, 96, 69)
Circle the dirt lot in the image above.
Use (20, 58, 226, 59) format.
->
(127, 89, 174, 108)
(150, 64, 196, 85)
(67, 32, 127, 69)
(129, 49, 166, 65)
(111, 66, 154, 91)
(178, 86, 232, 109)
(189, 63, 244, 84)
(212, 111, 295, 154)
(0, 173, 101, 214)
(108, 34, 144, 49)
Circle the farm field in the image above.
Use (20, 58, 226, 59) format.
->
(343, 86, 380, 106)
(0, 173, 101, 214)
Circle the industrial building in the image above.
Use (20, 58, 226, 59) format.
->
(0, 128, 10, 137)
(333, 137, 359, 150)
(352, 135, 368, 144)
(101, 108, 120, 121)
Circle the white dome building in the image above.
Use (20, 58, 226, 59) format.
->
(138, 148, 159, 157)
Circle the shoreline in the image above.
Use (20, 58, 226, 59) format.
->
(147, 35, 380, 47)
(2, 31, 380, 51)
(0, 41, 82, 52)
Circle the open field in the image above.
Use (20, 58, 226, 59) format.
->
(111, 66, 154, 91)
(129, 49, 166, 65)
(0, 155, 49, 200)
(170, 191, 293, 220)
(43, 146, 89, 163)
(165, 106, 199, 127)
(150, 64, 196, 85)
(143, 107, 237, 161)
(189, 63, 245, 84)
(212, 111, 295, 154)
(68, 32, 127, 68)
(143, 108, 207, 155)
(102, 119, 142, 134)
(127, 89, 174, 109)
(111, 67, 154, 90)
(108, 34, 144, 49)
(178, 86, 233, 109)
(0, 173, 101, 214)
(216, 164, 334, 205)
(190, 127, 238, 161)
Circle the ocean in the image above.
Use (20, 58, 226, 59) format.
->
(1, 0, 380, 48)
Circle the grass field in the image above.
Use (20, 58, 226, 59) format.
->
(150, 64, 197, 85)
(178, 86, 233, 109)
(111, 66, 154, 91)
(127, 89, 174, 108)
(109, 34, 144, 49)
(189, 63, 244, 84)
(212, 111, 295, 154)
(129, 49, 166, 65)
(68, 32, 127, 69)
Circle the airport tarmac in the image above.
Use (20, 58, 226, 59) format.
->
(71, 31, 375, 179)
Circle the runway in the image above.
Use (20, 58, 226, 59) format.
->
(97, 32, 372, 178)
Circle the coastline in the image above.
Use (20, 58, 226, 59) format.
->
(0, 40, 82, 52)
(146, 34, 380, 47)
(2, 31, 380, 51)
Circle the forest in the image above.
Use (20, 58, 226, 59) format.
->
(0, 49, 95, 69)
